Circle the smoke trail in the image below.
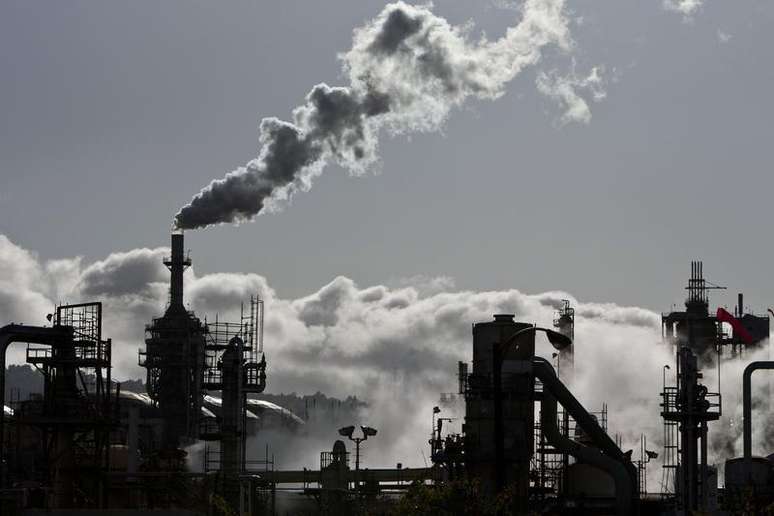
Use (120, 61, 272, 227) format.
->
(174, 0, 572, 229)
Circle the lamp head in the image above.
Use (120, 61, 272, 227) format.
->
(338, 425, 355, 439)
(544, 329, 572, 350)
(361, 426, 378, 438)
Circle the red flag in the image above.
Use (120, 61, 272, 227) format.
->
(717, 307, 754, 345)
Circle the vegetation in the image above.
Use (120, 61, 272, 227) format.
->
(389, 480, 526, 516)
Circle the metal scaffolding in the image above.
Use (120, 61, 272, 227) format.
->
(15, 302, 113, 508)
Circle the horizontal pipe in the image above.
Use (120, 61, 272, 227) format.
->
(256, 467, 433, 484)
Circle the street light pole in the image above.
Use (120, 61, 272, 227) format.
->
(338, 425, 377, 493)
(353, 436, 363, 487)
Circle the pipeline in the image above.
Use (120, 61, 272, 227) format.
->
(533, 357, 637, 516)
(743, 361, 774, 461)
(0, 324, 73, 487)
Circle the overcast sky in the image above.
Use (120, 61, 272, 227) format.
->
(2, 0, 773, 313)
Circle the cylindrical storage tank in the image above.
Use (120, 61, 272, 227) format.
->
(566, 463, 615, 498)
(109, 445, 130, 471)
(465, 314, 535, 501)
(471, 314, 534, 375)
(725, 457, 772, 489)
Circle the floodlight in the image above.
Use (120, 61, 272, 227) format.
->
(338, 425, 355, 438)
(361, 426, 377, 437)
(544, 329, 572, 350)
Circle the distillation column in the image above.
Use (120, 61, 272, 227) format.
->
(141, 232, 207, 451)
(220, 337, 243, 508)
(464, 314, 535, 510)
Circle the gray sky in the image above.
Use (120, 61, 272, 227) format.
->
(1, 0, 773, 313)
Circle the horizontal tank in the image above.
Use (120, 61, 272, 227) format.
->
(725, 457, 772, 489)
(566, 463, 615, 498)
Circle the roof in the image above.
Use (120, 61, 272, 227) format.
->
(246, 399, 305, 426)
(204, 395, 303, 425)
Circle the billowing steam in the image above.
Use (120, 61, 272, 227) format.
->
(4, 234, 773, 488)
(174, 0, 574, 229)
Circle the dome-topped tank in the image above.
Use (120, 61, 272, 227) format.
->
(725, 457, 772, 489)
(472, 314, 534, 375)
(566, 463, 615, 498)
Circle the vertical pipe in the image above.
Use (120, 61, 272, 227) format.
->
(0, 337, 7, 489)
(169, 233, 185, 309)
(492, 341, 504, 492)
(127, 407, 139, 476)
(700, 420, 708, 510)
(355, 439, 361, 492)
(743, 362, 774, 461)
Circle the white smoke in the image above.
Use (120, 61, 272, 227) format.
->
(663, 0, 703, 19)
(536, 63, 606, 125)
(703, 346, 774, 475)
(2, 234, 769, 484)
(717, 30, 732, 44)
(174, 0, 579, 229)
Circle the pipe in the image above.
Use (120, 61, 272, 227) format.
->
(492, 341, 504, 491)
(533, 358, 630, 465)
(0, 324, 72, 488)
(743, 361, 774, 461)
(127, 406, 139, 476)
(168, 233, 186, 309)
(533, 357, 636, 516)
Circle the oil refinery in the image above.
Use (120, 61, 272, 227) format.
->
(3, 0, 773, 513)
(0, 235, 771, 515)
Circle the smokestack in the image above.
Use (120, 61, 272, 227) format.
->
(165, 232, 190, 310)
(738, 293, 743, 318)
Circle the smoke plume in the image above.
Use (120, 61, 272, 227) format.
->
(174, 0, 574, 229)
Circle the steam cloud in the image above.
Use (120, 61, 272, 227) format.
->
(3, 234, 772, 486)
(536, 64, 606, 125)
(174, 0, 575, 229)
(663, 0, 703, 18)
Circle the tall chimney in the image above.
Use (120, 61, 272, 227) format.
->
(165, 232, 190, 310)
(738, 293, 744, 318)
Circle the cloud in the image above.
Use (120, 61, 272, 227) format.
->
(1, 234, 766, 476)
(390, 274, 456, 297)
(0, 235, 63, 329)
(79, 247, 167, 298)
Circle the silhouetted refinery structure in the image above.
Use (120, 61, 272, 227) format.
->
(1, 251, 773, 514)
